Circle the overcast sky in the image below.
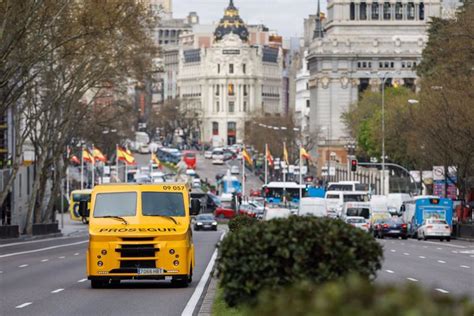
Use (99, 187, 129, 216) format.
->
(173, 0, 327, 38)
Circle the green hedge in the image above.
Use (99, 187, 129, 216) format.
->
(228, 215, 258, 233)
(249, 275, 474, 316)
(216, 216, 383, 307)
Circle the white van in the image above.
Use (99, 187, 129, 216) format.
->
(342, 202, 371, 221)
(369, 195, 389, 214)
(387, 193, 411, 215)
(325, 191, 370, 218)
(299, 198, 327, 217)
(327, 181, 369, 192)
(263, 207, 291, 221)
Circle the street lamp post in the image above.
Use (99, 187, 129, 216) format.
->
(380, 72, 390, 195)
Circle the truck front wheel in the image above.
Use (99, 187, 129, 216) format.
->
(91, 279, 107, 289)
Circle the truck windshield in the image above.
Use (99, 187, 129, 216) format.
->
(94, 192, 137, 217)
(142, 192, 185, 217)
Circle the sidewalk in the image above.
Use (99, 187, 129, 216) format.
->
(0, 213, 88, 245)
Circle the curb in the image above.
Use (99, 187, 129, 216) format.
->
(197, 274, 218, 315)
(0, 232, 63, 245)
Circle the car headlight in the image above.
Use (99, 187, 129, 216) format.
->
(196, 222, 203, 225)
(212, 221, 217, 225)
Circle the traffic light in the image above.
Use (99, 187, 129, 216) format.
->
(350, 158, 358, 172)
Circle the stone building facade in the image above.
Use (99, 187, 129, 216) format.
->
(307, 0, 442, 155)
(177, 0, 283, 146)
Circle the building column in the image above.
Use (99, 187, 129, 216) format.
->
(379, 3, 383, 20)
(368, 4, 372, 20)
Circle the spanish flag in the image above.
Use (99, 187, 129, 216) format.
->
(242, 148, 253, 166)
(300, 147, 311, 160)
(93, 147, 107, 162)
(265, 144, 274, 167)
(82, 149, 94, 164)
(151, 152, 162, 169)
(117, 147, 135, 165)
(283, 142, 289, 165)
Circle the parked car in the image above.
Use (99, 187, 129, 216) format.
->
(192, 178, 201, 188)
(230, 165, 240, 175)
(345, 216, 370, 232)
(238, 204, 257, 218)
(204, 150, 213, 159)
(373, 218, 408, 239)
(194, 214, 218, 231)
(223, 151, 234, 161)
(214, 201, 235, 219)
(417, 219, 451, 241)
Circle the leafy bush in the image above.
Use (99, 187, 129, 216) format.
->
(216, 216, 383, 307)
(228, 214, 258, 233)
(249, 275, 474, 316)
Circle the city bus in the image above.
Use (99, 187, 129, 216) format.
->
(156, 147, 182, 165)
(82, 183, 200, 288)
(262, 182, 307, 204)
(401, 195, 453, 238)
(69, 189, 92, 224)
(182, 151, 197, 169)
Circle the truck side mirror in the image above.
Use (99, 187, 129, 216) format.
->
(190, 198, 201, 216)
(78, 201, 90, 218)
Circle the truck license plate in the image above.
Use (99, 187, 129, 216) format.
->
(138, 268, 163, 275)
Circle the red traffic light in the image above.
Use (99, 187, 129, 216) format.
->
(350, 159, 358, 172)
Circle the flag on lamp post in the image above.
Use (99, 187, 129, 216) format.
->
(300, 147, 311, 160)
(92, 147, 107, 162)
(151, 152, 162, 169)
(265, 144, 274, 167)
(283, 142, 289, 165)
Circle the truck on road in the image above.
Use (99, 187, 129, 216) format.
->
(81, 183, 200, 288)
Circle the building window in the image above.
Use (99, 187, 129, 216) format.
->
(350, 2, 355, 20)
(216, 101, 220, 112)
(383, 2, 391, 20)
(243, 101, 247, 112)
(215, 85, 220, 96)
(212, 122, 219, 135)
(229, 64, 234, 74)
(229, 101, 235, 113)
(407, 3, 415, 20)
(242, 64, 246, 74)
(360, 2, 367, 20)
(218, 64, 220, 74)
(395, 2, 403, 20)
(243, 85, 248, 96)
(228, 84, 235, 96)
(306, 100, 310, 108)
(419, 3, 425, 20)
(372, 2, 380, 19)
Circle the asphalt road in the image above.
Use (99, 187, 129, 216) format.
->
(377, 237, 474, 299)
(0, 230, 223, 316)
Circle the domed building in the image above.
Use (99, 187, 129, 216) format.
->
(178, 0, 283, 146)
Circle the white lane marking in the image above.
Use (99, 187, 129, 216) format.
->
(452, 251, 458, 254)
(77, 278, 87, 283)
(181, 232, 225, 316)
(423, 246, 428, 248)
(437, 247, 442, 250)
(425, 241, 466, 249)
(385, 270, 395, 274)
(437, 260, 446, 264)
(460, 265, 470, 269)
(58, 256, 66, 259)
(18, 264, 28, 268)
(403, 253, 410, 256)
(0, 271, 3, 274)
(419, 256, 426, 259)
(460, 250, 474, 254)
(0, 240, 88, 258)
(407, 277, 418, 282)
(390, 249, 396, 253)
(41, 259, 49, 262)
(51, 288, 64, 294)
(16, 302, 33, 309)
(436, 288, 449, 294)
(74, 253, 79, 256)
